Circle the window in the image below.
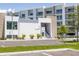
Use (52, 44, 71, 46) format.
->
(28, 10, 33, 16)
(46, 11, 52, 14)
(57, 22, 62, 26)
(13, 35, 17, 38)
(7, 21, 17, 30)
(29, 13, 33, 15)
(7, 35, 17, 38)
(56, 9, 62, 14)
(65, 7, 74, 13)
(21, 14, 25, 18)
(7, 21, 12, 29)
(7, 35, 12, 38)
(13, 22, 17, 29)
(68, 8, 74, 12)
(57, 15, 62, 20)
(37, 12, 43, 16)
(29, 18, 33, 20)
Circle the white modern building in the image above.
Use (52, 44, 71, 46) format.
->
(0, 4, 79, 40)
(4, 14, 57, 39)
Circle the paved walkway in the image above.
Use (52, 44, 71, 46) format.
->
(0, 39, 63, 47)
(0, 48, 79, 56)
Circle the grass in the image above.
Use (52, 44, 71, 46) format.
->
(0, 42, 79, 53)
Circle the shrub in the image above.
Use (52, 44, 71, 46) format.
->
(36, 34, 42, 39)
(29, 34, 34, 39)
(0, 38, 6, 40)
(22, 35, 26, 39)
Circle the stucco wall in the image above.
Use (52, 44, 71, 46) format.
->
(19, 23, 41, 38)
(0, 13, 5, 38)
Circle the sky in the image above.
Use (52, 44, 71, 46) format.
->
(0, 3, 77, 11)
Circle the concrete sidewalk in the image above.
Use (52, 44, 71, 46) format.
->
(0, 39, 63, 47)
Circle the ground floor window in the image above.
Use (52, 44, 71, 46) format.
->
(7, 35, 17, 38)
(7, 21, 17, 30)
(7, 35, 12, 38)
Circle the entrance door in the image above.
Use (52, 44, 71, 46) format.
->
(41, 23, 50, 38)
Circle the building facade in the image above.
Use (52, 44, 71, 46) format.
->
(0, 4, 78, 39)
(15, 4, 77, 35)
(4, 14, 57, 39)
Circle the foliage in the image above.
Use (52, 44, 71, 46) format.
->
(58, 25, 68, 35)
(58, 25, 68, 39)
(36, 34, 42, 39)
(29, 34, 34, 39)
(22, 35, 26, 39)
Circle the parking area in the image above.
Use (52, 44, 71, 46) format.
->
(1, 49, 79, 56)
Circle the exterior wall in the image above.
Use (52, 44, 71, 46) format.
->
(19, 16, 56, 39)
(5, 16, 19, 38)
(4, 4, 78, 39)
(38, 16, 57, 38)
(19, 23, 40, 38)
(49, 16, 57, 38)
(0, 13, 5, 38)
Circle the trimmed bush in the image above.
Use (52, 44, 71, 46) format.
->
(22, 35, 26, 39)
(29, 34, 34, 39)
(36, 34, 42, 39)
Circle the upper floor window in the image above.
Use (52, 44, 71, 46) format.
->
(65, 7, 74, 13)
(57, 22, 62, 26)
(29, 17, 33, 20)
(28, 10, 33, 16)
(29, 13, 33, 15)
(7, 21, 12, 29)
(20, 14, 25, 18)
(7, 21, 17, 30)
(46, 11, 52, 14)
(56, 9, 62, 14)
(37, 12, 43, 16)
(57, 15, 62, 20)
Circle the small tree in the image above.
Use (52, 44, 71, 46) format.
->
(58, 25, 68, 40)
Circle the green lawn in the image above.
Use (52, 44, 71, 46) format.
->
(0, 42, 79, 53)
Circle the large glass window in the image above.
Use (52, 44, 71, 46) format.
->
(22, 14, 25, 18)
(46, 11, 52, 14)
(7, 35, 12, 38)
(7, 21, 17, 30)
(57, 15, 62, 20)
(57, 22, 62, 26)
(37, 12, 43, 16)
(20, 14, 25, 18)
(13, 22, 17, 29)
(7, 35, 17, 38)
(68, 8, 74, 13)
(56, 9, 62, 14)
(7, 21, 12, 29)
(65, 7, 74, 13)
